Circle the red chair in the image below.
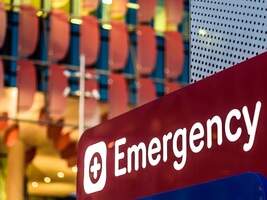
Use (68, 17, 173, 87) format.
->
(108, 73, 128, 119)
(54, 132, 71, 151)
(48, 65, 68, 118)
(85, 69, 99, 123)
(109, 21, 129, 71)
(47, 118, 64, 141)
(165, 31, 184, 79)
(19, 5, 39, 57)
(138, 0, 156, 23)
(165, 0, 184, 26)
(82, 0, 99, 12)
(0, 2, 6, 48)
(136, 25, 157, 75)
(80, 16, 100, 66)
(48, 10, 70, 61)
(17, 60, 37, 112)
(165, 81, 182, 94)
(0, 112, 8, 131)
(111, 0, 127, 19)
(137, 78, 156, 106)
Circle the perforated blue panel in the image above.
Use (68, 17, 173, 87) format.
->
(190, 0, 267, 83)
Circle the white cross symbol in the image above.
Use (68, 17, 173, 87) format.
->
(90, 156, 101, 180)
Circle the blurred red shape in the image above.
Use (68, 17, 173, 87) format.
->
(138, 0, 156, 23)
(17, 60, 37, 111)
(48, 65, 68, 118)
(67, 156, 77, 167)
(3, 124, 19, 147)
(165, 81, 182, 94)
(48, 10, 70, 61)
(54, 132, 71, 151)
(38, 107, 50, 126)
(111, 0, 127, 19)
(80, 16, 100, 66)
(25, 146, 37, 165)
(165, 31, 184, 79)
(83, 0, 99, 12)
(0, 2, 6, 48)
(138, 78, 156, 106)
(60, 141, 77, 159)
(0, 59, 4, 94)
(47, 118, 64, 141)
(19, 5, 39, 57)
(108, 73, 128, 119)
(165, 0, 184, 26)
(0, 112, 8, 131)
(109, 21, 129, 71)
(137, 25, 157, 75)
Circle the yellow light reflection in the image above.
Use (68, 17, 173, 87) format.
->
(36, 10, 43, 17)
(102, 23, 112, 30)
(31, 181, 39, 188)
(44, 177, 51, 184)
(57, 172, 65, 178)
(127, 2, 139, 10)
(71, 166, 78, 173)
(70, 18, 82, 25)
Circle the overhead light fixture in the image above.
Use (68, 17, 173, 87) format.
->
(102, 24, 112, 30)
(127, 3, 140, 9)
(57, 171, 65, 178)
(31, 181, 39, 188)
(44, 177, 51, 184)
(102, 0, 112, 5)
(71, 18, 82, 25)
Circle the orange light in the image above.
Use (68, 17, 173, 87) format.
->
(3, 124, 19, 147)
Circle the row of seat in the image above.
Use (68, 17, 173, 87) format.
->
(0, 0, 186, 166)
(0, 67, 181, 166)
(0, 1, 185, 74)
(0, 1, 185, 119)
(0, 59, 182, 122)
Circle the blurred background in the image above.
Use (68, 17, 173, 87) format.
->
(0, 0, 189, 199)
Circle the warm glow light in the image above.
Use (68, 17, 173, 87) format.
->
(102, 24, 112, 30)
(72, 166, 78, 173)
(71, 18, 82, 25)
(36, 10, 44, 17)
(102, 0, 112, 5)
(57, 172, 65, 178)
(63, 87, 71, 97)
(32, 181, 39, 188)
(127, 2, 140, 9)
(92, 89, 100, 100)
(44, 177, 51, 183)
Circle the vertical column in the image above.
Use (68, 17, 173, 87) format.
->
(71, 0, 80, 17)
(6, 140, 25, 200)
